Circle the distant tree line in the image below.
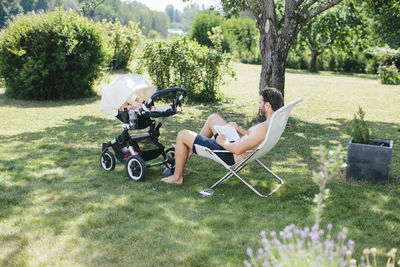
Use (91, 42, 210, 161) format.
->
(0, 0, 170, 37)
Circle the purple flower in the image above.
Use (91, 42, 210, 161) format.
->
(315, 256, 322, 265)
(247, 247, 253, 257)
(347, 240, 355, 252)
(339, 258, 347, 266)
(258, 248, 264, 255)
(327, 224, 333, 231)
(318, 230, 324, 237)
(270, 231, 276, 238)
(299, 230, 307, 239)
(310, 233, 319, 241)
(261, 238, 269, 245)
(243, 260, 251, 267)
(260, 230, 266, 238)
(297, 240, 303, 249)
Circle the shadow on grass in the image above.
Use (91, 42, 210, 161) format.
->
(285, 68, 380, 80)
(0, 91, 101, 108)
(0, 111, 399, 265)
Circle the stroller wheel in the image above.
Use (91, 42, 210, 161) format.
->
(165, 147, 175, 168)
(126, 155, 147, 181)
(100, 150, 115, 171)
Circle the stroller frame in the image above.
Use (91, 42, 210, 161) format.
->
(100, 88, 186, 181)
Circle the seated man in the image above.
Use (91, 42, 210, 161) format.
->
(161, 87, 284, 184)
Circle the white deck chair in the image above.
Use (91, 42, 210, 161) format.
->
(196, 98, 302, 197)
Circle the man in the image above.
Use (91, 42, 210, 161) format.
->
(161, 87, 284, 184)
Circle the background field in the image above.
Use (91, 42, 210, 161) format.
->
(0, 63, 399, 266)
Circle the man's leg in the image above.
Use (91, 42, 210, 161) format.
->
(161, 130, 197, 184)
(199, 114, 228, 137)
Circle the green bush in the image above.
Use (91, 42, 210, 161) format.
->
(378, 64, 400, 85)
(102, 20, 142, 70)
(137, 36, 235, 102)
(240, 48, 261, 65)
(221, 17, 258, 62)
(0, 10, 109, 100)
(190, 11, 230, 51)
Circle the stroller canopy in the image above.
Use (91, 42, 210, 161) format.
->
(100, 74, 156, 116)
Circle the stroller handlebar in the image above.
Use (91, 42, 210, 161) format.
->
(143, 88, 186, 111)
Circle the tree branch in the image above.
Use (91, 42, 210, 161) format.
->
(296, 0, 307, 8)
(244, 0, 260, 19)
(302, 0, 344, 24)
(299, 0, 319, 14)
(322, 33, 337, 49)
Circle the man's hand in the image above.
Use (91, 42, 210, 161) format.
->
(228, 122, 239, 131)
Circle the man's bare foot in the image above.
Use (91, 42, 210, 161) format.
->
(161, 175, 183, 184)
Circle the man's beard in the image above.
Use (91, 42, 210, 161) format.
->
(259, 107, 266, 117)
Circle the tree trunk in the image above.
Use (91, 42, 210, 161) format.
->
(309, 50, 321, 72)
(259, 34, 289, 98)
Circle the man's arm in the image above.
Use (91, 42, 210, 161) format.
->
(216, 123, 267, 155)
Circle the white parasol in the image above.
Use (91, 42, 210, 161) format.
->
(100, 74, 156, 116)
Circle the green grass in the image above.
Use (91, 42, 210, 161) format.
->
(0, 63, 399, 266)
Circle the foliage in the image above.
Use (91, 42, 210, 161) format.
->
(362, 0, 400, 48)
(136, 36, 235, 102)
(350, 106, 371, 145)
(244, 144, 400, 266)
(0, 0, 23, 28)
(0, 9, 108, 100)
(297, 3, 361, 72)
(190, 11, 225, 49)
(368, 46, 400, 66)
(378, 64, 400, 85)
(147, 29, 160, 40)
(367, 46, 400, 84)
(101, 19, 142, 70)
(91, 0, 169, 37)
(207, 26, 223, 52)
(222, 17, 259, 63)
(244, 145, 349, 267)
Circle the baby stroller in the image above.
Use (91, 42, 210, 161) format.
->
(99, 74, 186, 181)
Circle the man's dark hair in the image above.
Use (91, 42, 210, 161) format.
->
(260, 87, 284, 111)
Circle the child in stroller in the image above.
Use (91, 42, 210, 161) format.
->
(99, 74, 186, 181)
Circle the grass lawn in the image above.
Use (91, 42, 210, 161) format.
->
(0, 63, 399, 266)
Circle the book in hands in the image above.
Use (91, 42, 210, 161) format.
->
(214, 124, 240, 142)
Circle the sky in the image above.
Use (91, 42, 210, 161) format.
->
(133, 0, 219, 12)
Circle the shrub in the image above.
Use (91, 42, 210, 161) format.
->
(190, 11, 221, 47)
(350, 106, 371, 145)
(222, 17, 258, 61)
(102, 20, 142, 70)
(136, 36, 235, 102)
(378, 64, 400, 85)
(240, 49, 261, 65)
(0, 9, 109, 100)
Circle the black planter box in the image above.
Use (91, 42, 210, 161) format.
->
(346, 138, 393, 183)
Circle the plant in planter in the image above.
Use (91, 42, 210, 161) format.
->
(346, 106, 393, 183)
